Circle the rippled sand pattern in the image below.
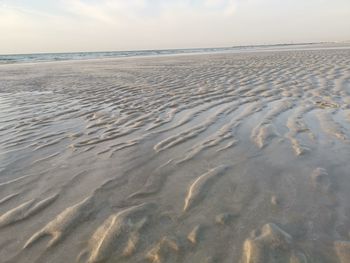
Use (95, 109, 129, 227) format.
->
(1, 48, 350, 263)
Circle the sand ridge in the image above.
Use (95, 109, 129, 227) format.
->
(0, 46, 350, 262)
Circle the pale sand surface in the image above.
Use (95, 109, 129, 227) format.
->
(0, 46, 350, 262)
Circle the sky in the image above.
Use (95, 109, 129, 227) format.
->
(0, 0, 349, 54)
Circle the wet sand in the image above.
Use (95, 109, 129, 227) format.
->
(0, 47, 350, 263)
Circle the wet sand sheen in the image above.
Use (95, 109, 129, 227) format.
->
(0, 46, 350, 262)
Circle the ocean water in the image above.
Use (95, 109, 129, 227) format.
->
(0, 47, 234, 64)
(0, 43, 347, 64)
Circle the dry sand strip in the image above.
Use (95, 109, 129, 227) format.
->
(0, 46, 350, 263)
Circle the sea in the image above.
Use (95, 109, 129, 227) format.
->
(0, 43, 346, 64)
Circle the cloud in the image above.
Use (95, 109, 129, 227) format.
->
(0, 0, 349, 54)
(62, 0, 237, 23)
(204, 0, 237, 15)
(63, 0, 143, 23)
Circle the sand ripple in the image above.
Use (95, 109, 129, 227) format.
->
(0, 46, 350, 262)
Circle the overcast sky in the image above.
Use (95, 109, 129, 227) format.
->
(0, 0, 349, 54)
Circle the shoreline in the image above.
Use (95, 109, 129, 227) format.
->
(1, 42, 350, 66)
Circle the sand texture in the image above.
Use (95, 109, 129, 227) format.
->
(0, 47, 350, 262)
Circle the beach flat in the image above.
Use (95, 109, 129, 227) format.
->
(0, 45, 350, 262)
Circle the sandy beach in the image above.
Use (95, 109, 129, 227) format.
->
(1, 46, 350, 263)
